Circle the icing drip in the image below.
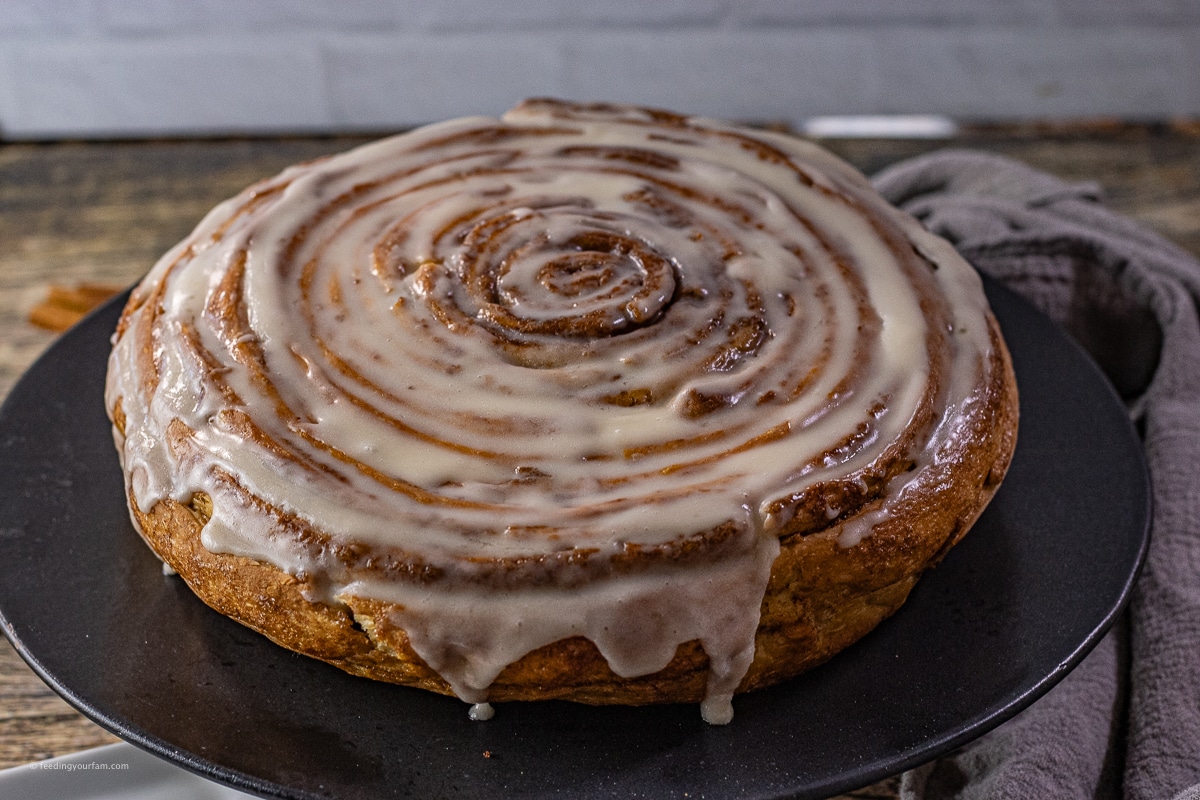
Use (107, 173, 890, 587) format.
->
(468, 703, 494, 722)
(106, 99, 996, 723)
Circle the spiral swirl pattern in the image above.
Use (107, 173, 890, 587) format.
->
(107, 100, 1001, 719)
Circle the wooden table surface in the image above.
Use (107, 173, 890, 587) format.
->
(1, 126, 1197, 797)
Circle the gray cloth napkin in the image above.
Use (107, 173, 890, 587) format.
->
(870, 150, 1200, 800)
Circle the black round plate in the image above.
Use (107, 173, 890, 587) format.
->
(0, 277, 1150, 800)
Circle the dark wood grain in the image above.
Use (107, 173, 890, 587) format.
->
(1, 127, 1196, 796)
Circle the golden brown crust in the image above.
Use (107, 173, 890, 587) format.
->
(120, 313, 1018, 706)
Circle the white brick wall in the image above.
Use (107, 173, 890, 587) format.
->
(0, 0, 1196, 138)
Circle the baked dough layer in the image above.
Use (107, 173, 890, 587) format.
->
(107, 100, 1018, 720)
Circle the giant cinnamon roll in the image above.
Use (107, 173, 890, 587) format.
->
(106, 99, 1017, 724)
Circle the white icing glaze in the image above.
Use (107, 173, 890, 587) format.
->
(105, 100, 996, 723)
(468, 703, 494, 722)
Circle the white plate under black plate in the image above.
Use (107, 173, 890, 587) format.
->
(0, 277, 1149, 800)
